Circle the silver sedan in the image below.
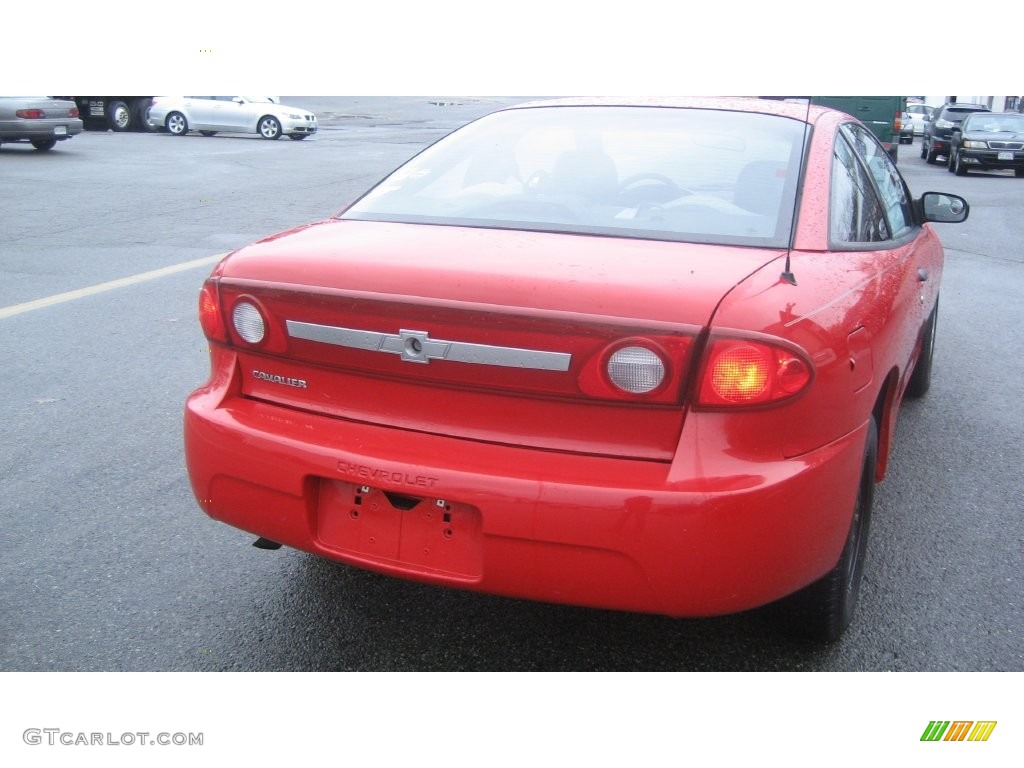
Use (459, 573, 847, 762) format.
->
(146, 96, 317, 140)
(0, 96, 84, 151)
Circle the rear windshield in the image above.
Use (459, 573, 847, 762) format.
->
(943, 107, 988, 118)
(340, 106, 807, 248)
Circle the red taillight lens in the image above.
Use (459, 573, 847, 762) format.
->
(697, 338, 812, 407)
(198, 281, 227, 342)
(16, 109, 46, 119)
(69, 107, 79, 118)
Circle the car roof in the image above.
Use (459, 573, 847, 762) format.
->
(502, 96, 833, 123)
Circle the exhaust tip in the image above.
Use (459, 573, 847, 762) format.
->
(252, 537, 282, 550)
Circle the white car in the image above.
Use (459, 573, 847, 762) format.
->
(147, 96, 316, 140)
(906, 102, 932, 136)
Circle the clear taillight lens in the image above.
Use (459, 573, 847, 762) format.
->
(232, 301, 266, 344)
(607, 345, 666, 394)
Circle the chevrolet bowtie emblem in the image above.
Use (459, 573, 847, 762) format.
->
(285, 321, 572, 371)
(395, 329, 449, 364)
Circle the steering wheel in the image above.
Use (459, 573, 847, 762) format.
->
(618, 173, 693, 201)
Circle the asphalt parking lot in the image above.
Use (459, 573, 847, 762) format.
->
(0, 100, 1021, 671)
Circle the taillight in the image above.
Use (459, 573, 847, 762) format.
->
(231, 300, 266, 344)
(198, 281, 227, 342)
(697, 337, 812, 408)
(894, 111, 902, 132)
(577, 335, 691, 403)
(606, 345, 667, 395)
(16, 109, 46, 119)
(69, 107, 79, 118)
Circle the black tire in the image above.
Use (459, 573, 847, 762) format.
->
(258, 115, 282, 140)
(925, 144, 939, 164)
(954, 151, 967, 176)
(782, 418, 877, 642)
(199, 131, 218, 137)
(947, 148, 956, 172)
(106, 100, 132, 131)
(906, 299, 938, 398)
(288, 134, 308, 140)
(1015, 168, 1024, 178)
(31, 138, 57, 151)
(165, 112, 189, 136)
(133, 98, 154, 132)
(919, 141, 927, 159)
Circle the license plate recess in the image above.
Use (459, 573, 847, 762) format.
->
(317, 480, 483, 578)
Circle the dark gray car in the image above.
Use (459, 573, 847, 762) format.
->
(947, 111, 1024, 176)
(921, 102, 990, 164)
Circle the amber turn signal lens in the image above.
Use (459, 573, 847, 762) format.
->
(698, 339, 811, 407)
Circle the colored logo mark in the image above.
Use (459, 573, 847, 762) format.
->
(921, 721, 997, 742)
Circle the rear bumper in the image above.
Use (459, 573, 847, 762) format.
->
(0, 119, 83, 141)
(184, 362, 867, 618)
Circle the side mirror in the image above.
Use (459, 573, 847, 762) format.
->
(919, 192, 969, 223)
(232, 97, 244, 104)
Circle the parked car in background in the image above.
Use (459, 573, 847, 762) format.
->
(899, 111, 914, 143)
(147, 96, 317, 140)
(0, 96, 83, 150)
(922, 102, 990, 163)
(906, 103, 932, 135)
(947, 111, 1024, 176)
(185, 96, 969, 642)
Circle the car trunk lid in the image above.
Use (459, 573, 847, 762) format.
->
(214, 219, 781, 460)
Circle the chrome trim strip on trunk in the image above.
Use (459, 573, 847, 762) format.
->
(285, 320, 572, 371)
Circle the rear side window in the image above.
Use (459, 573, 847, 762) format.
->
(841, 123, 913, 237)
(830, 135, 889, 243)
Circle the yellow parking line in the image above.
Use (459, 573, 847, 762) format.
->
(0, 253, 226, 320)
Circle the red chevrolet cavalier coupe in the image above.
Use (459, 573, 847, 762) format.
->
(185, 97, 968, 641)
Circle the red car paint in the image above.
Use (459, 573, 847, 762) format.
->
(184, 97, 965, 635)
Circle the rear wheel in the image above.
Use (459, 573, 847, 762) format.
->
(166, 112, 189, 136)
(133, 98, 154, 132)
(919, 141, 927, 159)
(783, 418, 877, 642)
(906, 298, 938, 398)
(258, 116, 282, 140)
(925, 143, 939, 164)
(1015, 168, 1024, 178)
(31, 138, 57, 151)
(947, 148, 956, 172)
(106, 100, 132, 131)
